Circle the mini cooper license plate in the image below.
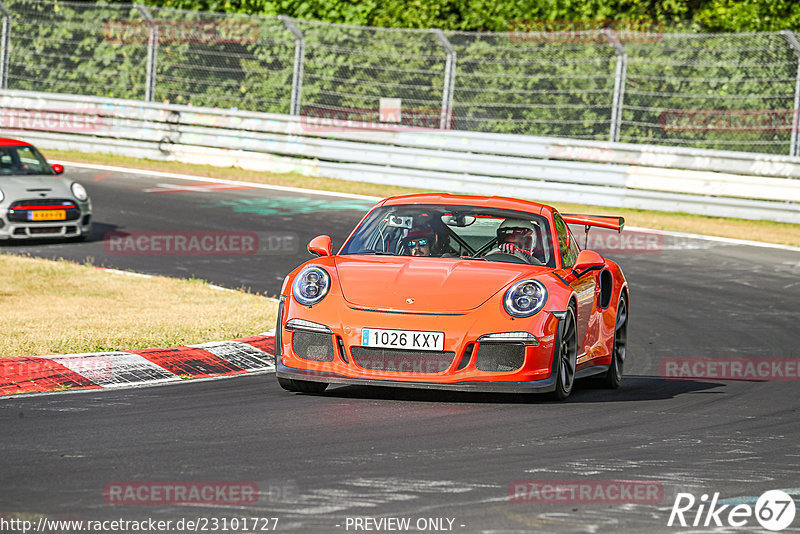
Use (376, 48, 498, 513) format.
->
(29, 210, 66, 221)
(361, 328, 445, 351)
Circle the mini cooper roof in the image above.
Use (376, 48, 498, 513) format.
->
(0, 138, 33, 147)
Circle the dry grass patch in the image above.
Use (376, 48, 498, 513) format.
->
(0, 253, 276, 358)
(44, 149, 800, 248)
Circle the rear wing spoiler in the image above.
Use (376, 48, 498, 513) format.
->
(562, 214, 625, 233)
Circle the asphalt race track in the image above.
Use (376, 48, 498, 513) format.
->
(0, 165, 378, 295)
(2, 164, 800, 533)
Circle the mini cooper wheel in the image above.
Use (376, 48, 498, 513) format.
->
(278, 377, 328, 394)
(601, 294, 627, 389)
(552, 304, 577, 401)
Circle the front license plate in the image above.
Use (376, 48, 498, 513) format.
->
(361, 328, 445, 351)
(29, 210, 66, 221)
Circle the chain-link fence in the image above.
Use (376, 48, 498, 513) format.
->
(2, 0, 800, 156)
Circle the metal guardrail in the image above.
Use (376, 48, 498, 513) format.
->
(1, 89, 799, 223)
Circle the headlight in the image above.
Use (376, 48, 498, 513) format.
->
(71, 182, 88, 201)
(292, 266, 330, 306)
(503, 279, 547, 318)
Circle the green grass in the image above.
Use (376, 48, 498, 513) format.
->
(0, 254, 276, 358)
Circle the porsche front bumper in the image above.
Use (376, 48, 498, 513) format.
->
(276, 362, 560, 393)
(275, 297, 567, 394)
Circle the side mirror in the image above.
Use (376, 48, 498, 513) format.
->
(571, 250, 604, 277)
(51, 163, 64, 175)
(307, 235, 332, 257)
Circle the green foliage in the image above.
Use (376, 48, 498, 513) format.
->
(119, 0, 800, 33)
(695, 0, 800, 32)
(7, 0, 800, 154)
(9, 1, 147, 98)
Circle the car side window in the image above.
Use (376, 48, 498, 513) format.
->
(554, 214, 579, 268)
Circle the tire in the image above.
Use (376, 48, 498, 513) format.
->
(551, 304, 578, 401)
(277, 377, 328, 394)
(601, 294, 628, 389)
(277, 377, 299, 392)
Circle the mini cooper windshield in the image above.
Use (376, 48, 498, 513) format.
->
(341, 204, 556, 267)
(0, 145, 55, 176)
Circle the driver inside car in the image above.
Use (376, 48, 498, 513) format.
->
(495, 219, 538, 261)
(402, 225, 435, 256)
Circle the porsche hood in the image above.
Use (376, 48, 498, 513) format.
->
(333, 256, 548, 312)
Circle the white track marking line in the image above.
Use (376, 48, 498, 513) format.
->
(54, 160, 381, 201)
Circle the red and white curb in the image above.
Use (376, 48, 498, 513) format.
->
(0, 334, 276, 396)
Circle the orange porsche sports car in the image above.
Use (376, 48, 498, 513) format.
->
(275, 193, 628, 400)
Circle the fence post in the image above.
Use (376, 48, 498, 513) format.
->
(605, 28, 627, 143)
(280, 16, 304, 116)
(135, 4, 157, 102)
(433, 29, 456, 130)
(782, 30, 800, 158)
(0, 0, 10, 90)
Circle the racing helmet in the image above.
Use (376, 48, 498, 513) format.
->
(497, 219, 537, 252)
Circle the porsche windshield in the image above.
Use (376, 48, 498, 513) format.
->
(341, 204, 555, 267)
(0, 146, 54, 176)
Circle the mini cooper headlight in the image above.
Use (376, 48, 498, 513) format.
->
(503, 279, 547, 318)
(71, 182, 88, 201)
(292, 266, 330, 306)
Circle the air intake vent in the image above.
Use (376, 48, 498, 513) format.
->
(475, 343, 525, 372)
(292, 331, 334, 362)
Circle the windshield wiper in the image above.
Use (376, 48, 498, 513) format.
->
(459, 255, 487, 261)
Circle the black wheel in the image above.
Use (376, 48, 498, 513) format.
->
(601, 294, 628, 389)
(277, 377, 327, 394)
(277, 377, 299, 392)
(551, 304, 577, 401)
